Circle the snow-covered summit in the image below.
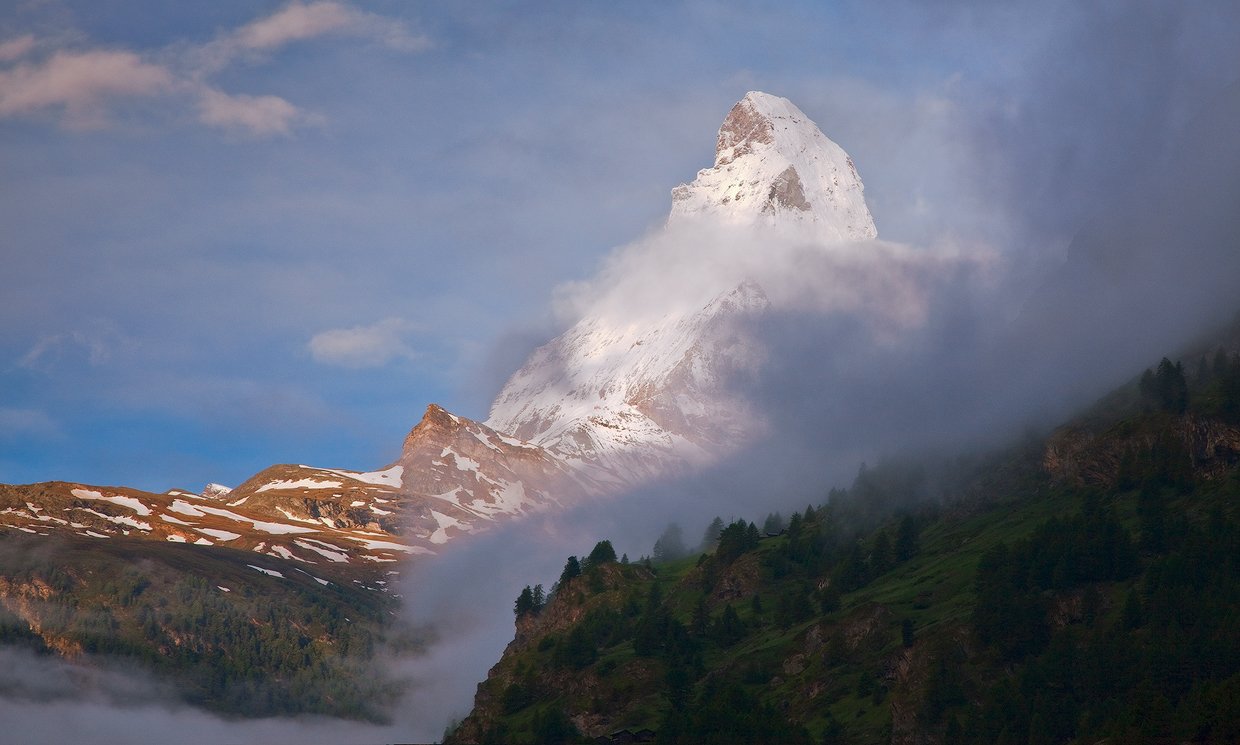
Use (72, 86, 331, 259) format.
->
(669, 91, 877, 243)
(485, 280, 769, 485)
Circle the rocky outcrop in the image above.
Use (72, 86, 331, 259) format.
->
(1043, 413, 1240, 487)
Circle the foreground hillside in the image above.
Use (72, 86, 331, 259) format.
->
(448, 351, 1240, 744)
(0, 529, 409, 720)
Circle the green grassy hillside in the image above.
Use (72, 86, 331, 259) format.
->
(448, 353, 1240, 745)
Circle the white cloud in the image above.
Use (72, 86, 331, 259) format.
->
(236, 1, 361, 51)
(0, 35, 35, 62)
(199, 1, 431, 71)
(308, 318, 420, 368)
(197, 88, 302, 136)
(0, 49, 172, 125)
(0, 3, 428, 134)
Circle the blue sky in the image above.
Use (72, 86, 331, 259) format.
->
(2, 1, 1237, 492)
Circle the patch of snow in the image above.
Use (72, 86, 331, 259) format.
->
(268, 545, 299, 561)
(73, 506, 152, 531)
(255, 478, 343, 493)
(217, 586, 231, 592)
(428, 510, 465, 545)
(195, 528, 240, 541)
(159, 513, 193, 526)
(247, 565, 285, 579)
(447, 448, 481, 473)
(321, 465, 403, 488)
(293, 568, 332, 586)
(194, 538, 213, 546)
(347, 536, 426, 554)
(275, 507, 319, 524)
(294, 539, 349, 563)
(201, 483, 233, 499)
(167, 535, 187, 543)
(168, 500, 205, 517)
(71, 489, 152, 516)
(249, 519, 318, 535)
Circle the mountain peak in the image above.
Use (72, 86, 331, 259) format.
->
(670, 91, 877, 242)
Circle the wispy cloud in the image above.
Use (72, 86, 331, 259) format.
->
(309, 317, 420, 368)
(234, 1, 430, 54)
(0, 49, 172, 127)
(17, 320, 137, 371)
(0, 35, 35, 62)
(194, 1, 431, 75)
(0, 2, 428, 135)
(196, 88, 304, 136)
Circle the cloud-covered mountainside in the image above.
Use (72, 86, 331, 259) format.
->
(4, 91, 971, 565)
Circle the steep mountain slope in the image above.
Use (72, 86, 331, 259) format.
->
(4, 90, 875, 561)
(486, 281, 770, 486)
(486, 92, 876, 487)
(449, 348, 1240, 745)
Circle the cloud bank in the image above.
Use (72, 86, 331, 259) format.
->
(0, 2, 428, 135)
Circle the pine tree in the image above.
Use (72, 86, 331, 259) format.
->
(586, 539, 617, 567)
(514, 586, 535, 617)
(762, 512, 785, 535)
(700, 517, 724, 551)
(690, 596, 709, 638)
(895, 514, 919, 561)
(559, 556, 581, 586)
(871, 531, 894, 575)
(653, 523, 686, 563)
(744, 521, 760, 549)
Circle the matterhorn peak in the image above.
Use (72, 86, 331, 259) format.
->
(669, 91, 877, 243)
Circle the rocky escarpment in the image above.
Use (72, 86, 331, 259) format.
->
(1043, 413, 1240, 487)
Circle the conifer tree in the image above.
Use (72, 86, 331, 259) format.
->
(559, 556, 581, 585)
(586, 540, 617, 567)
(700, 517, 724, 551)
(514, 586, 535, 617)
(895, 514, 920, 561)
